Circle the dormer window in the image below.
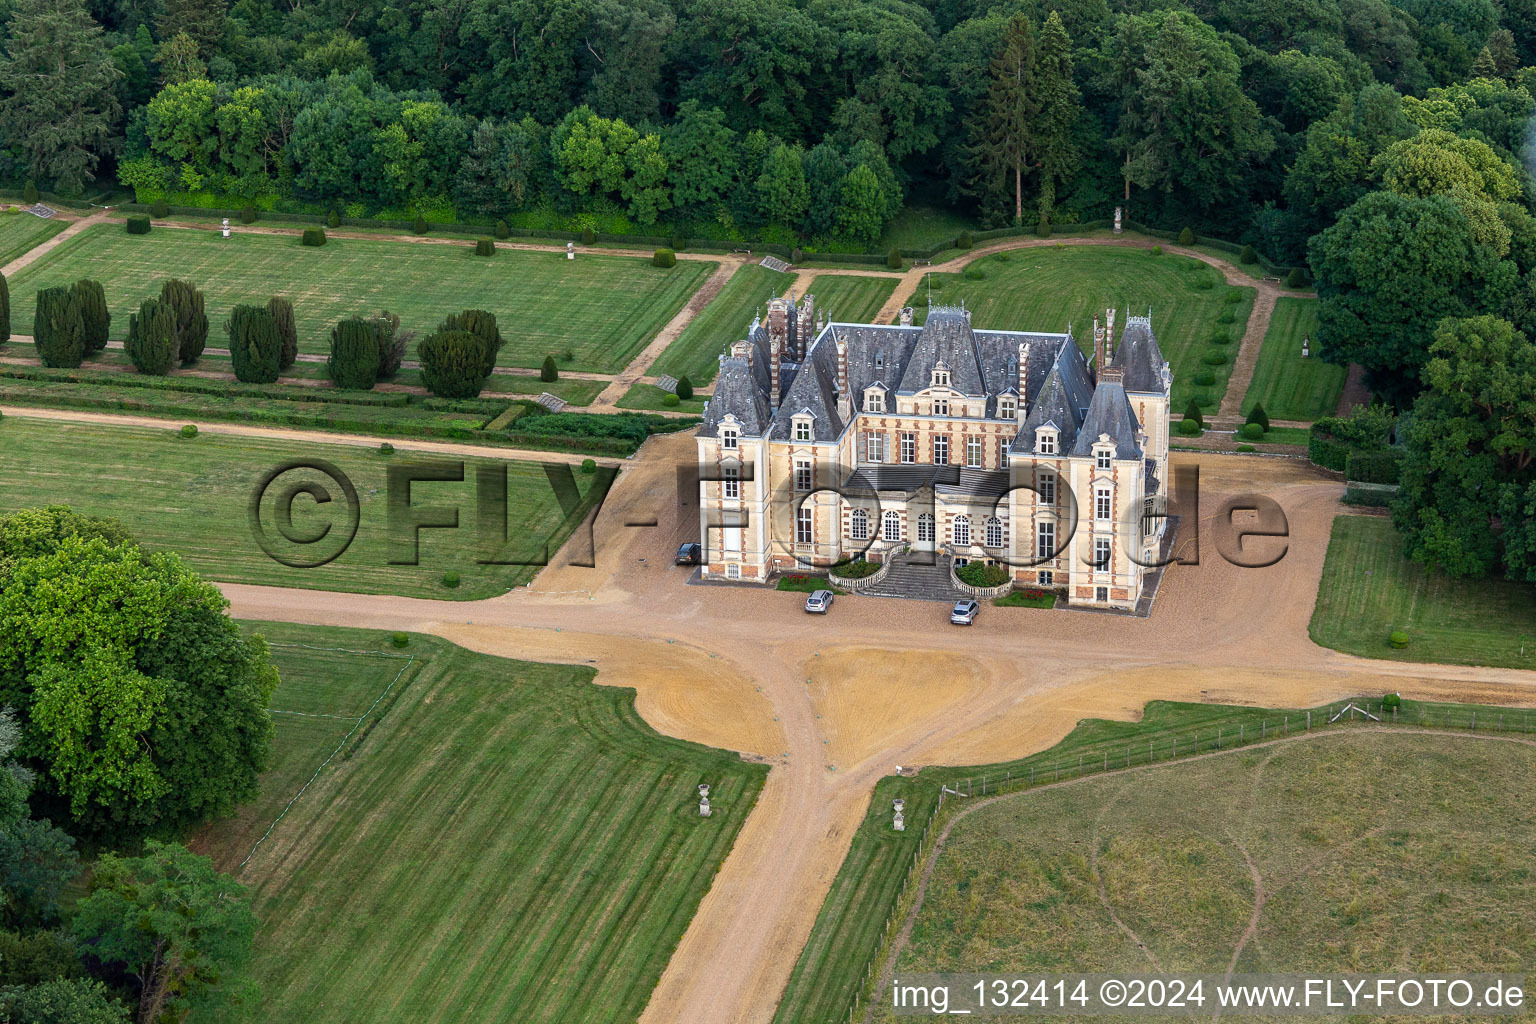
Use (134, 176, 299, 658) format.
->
(1037, 429, 1057, 455)
(1096, 448, 1112, 470)
(874, 350, 884, 371)
(932, 366, 950, 387)
(864, 386, 885, 414)
(793, 414, 813, 442)
(722, 427, 738, 450)
(999, 397, 1016, 419)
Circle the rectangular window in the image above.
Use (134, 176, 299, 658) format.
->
(1039, 434, 1055, 455)
(795, 460, 812, 492)
(1097, 450, 1111, 470)
(796, 506, 813, 545)
(965, 436, 983, 468)
(1094, 537, 1112, 569)
(933, 435, 949, 465)
(1036, 522, 1055, 561)
(999, 398, 1015, 419)
(900, 432, 916, 464)
(866, 433, 885, 463)
(722, 429, 738, 451)
(866, 392, 884, 413)
(795, 420, 811, 441)
(1039, 569, 1053, 586)
(934, 398, 949, 416)
(1038, 472, 1055, 505)
(1096, 486, 1112, 521)
(1096, 586, 1109, 603)
(723, 467, 739, 500)
(726, 563, 741, 580)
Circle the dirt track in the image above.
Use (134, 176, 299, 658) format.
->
(216, 430, 1536, 1024)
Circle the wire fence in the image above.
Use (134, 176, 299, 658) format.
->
(839, 701, 1534, 1024)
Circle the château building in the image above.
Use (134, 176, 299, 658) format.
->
(694, 292, 1171, 610)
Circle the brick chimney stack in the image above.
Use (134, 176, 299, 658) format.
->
(1105, 307, 1117, 361)
(769, 332, 782, 408)
(1017, 342, 1029, 416)
(767, 295, 790, 359)
(1093, 316, 1104, 383)
(796, 293, 816, 360)
(835, 330, 852, 420)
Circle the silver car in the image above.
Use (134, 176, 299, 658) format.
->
(804, 590, 834, 614)
(950, 599, 979, 625)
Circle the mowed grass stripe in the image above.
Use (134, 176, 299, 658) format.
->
(1243, 296, 1345, 422)
(8, 225, 713, 373)
(651, 263, 793, 385)
(810, 274, 900, 324)
(0, 417, 606, 600)
(916, 247, 1254, 412)
(0, 212, 67, 266)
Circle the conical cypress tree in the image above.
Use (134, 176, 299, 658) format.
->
(374, 310, 406, 380)
(439, 309, 502, 378)
(1183, 397, 1204, 429)
(125, 297, 176, 375)
(34, 287, 85, 368)
(227, 304, 282, 383)
(72, 279, 110, 353)
(328, 316, 381, 390)
(419, 329, 487, 398)
(0, 271, 10, 345)
(267, 296, 298, 370)
(540, 355, 558, 382)
(1246, 402, 1270, 431)
(160, 279, 208, 364)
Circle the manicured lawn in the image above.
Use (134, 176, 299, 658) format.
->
(650, 263, 793, 385)
(8, 224, 714, 373)
(891, 731, 1536, 994)
(776, 573, 833, 593)
(1310, 515, 1536, 669)
(201, 623, 766, 1024)
(1243, 297, 1345, 422)
(878, 205, 977, 251)
(616, 381, 707, 414)
(0, 210, 66, 266)
(915, 247, 1255, 412)
(993, 589, 1055, 608)
(0, 416, 610, 599)
(809, 274, 899, 324)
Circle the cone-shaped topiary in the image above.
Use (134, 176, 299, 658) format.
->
(1285, 267, 1308, 288)
(125, 297, 176, 375)
(1246, 402, 1270, 431)
(23, 182, 39, 204)
(540, 355, 558, 382)
(439, 309, 502, 379)
(1183, 397, 1204, 429)
(886, 248, 902, 270)
(326, 209, 341, 228)
(375, 311, 407, 380)
(150, 198, 170, 218)
(267, 296, 297, 370)
(159, 279, 207, 364)
(240, 205, 257, 224)
(580, 226, 595, 245)
(419, 329, 488, 398)
(72, 279, 109, 353)
(676, 375, 694, 400)
(413, 211, 429, 234)
(1178, 226, 1195, 245)
(34, 286, 85, 367)
(1239, 244, 1257, 264)
(494, 219, 510, 239)
(227, 304, 283, 383)
(328, 316, 381, 390)
(0, 271, 10, 345)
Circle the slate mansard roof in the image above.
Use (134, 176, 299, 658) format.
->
(699, 298, 1165, 462)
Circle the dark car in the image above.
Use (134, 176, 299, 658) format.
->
(675, 543, 702, 566)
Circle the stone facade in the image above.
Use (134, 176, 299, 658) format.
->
(695, 297, 1171, 610)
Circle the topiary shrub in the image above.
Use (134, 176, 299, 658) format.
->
(790, 248, 804, 263)
(886, 248, 902, 270)
(475, 238, 495, 257)
(124, 297, 176, 375)
(1217, 308, 1235, 324)
(1193, 276, 1214, 291)
(1240, 422, 1264, 440)
(1240, 244, 1257, 264)
(494, 219, 509, 239)
(581, 458, 596, 473)
(240, 205, 257, 224)
(1036, 218, 1051, 238)
(439, 309, 503, 379)
(159, 279, 207, 364)
(33, 286, 84, 368)
(301, 227, 326, 246)
(652, 247, 676, 267)
(1183, 398, 1204, 429)
(328, 316, 381, 390)
(1178, 417, 1202, 436)
(326, 209, 340, 228)
(180, 423, 198, 438)
(150, 198, 170, 218)
(1210, 329, 1230, 345)
(1201, 349, 1228, 365)
(1192, 370, 1216, 387)
(0, 270, 9, 345)
(1195, 392, 1215, 407)
(391, 632, 409, 648)
(72, 279, 109, 353)
(126, 215, 151, 234)
(1382, 692, 1402, 710)
(1224, 288, 1242, 304)
(540, 354, 558, 382)
(676, 375, 693, 400)
(227, 304, 283, 384)
(993, 251, 1011, 263)
(662, 393, 680, 407)
(1246, 402, 1270, 432)
(1178, 226, 1195, 245)
(1389, 630, 1409, 649)
(1285, 267, 1308, 288)
(956, 561, 1009, 588)
(267, 296, 297, 370)
(670, 233, 686, 251)
(23, 181, 39, 204)
(580, 226, 595, 245)
(419, 329, 489, 398)
(379, 442, 395, 455)
(957, 230, 973, 249)
(442, 571, 461, 588)
(374, 310, 407, 380)
(412, 212, 429, 235)
(1149, 245, 1162, 255)
(964, 266, 984, 280)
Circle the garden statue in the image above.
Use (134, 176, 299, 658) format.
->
(1114, 206, 1123, 234)
(567, 240, 575, 260)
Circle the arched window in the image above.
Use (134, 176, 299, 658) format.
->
(985, 516, 1004, 548)
(917, 513, 935, 543)
(953, 515, 971, 546)
(883, 510, 902, 542)
(850, 508, 869, 540)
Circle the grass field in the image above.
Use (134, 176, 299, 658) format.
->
(0, 211, 66, 265)
(1310, 515, 1536, 669)
(201, 623, 766, 1024)
(810, 275, 899, 324)
(1243, 297, 1345, 422)
(915, 247, 1254, 412)
(650, 264, 793, 385)
(0, 416, 609, 599)
(616, 381, 708, 414)
(7, 225, 713, 373)
(878, 730, 1536, 1020)
(878, 206, 977, 251)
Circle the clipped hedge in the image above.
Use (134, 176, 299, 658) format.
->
(1345, 449, 1404, 485)
(475, 238, 495, 257)
(652, 247, 676, 267)
(126, 215, 151, 234)
(301, 226, 326, 246)
(419, 329, 488, 399)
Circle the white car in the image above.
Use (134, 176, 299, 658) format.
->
(950, 599, 979, 625)
(804, 590, 834, 614)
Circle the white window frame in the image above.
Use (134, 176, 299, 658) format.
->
(1096, 448, 1112, 470)
(794, 419, 812, 442)
(1036, 522, 1055, 561)
(850, 508, 869, 541)
(882, 510, 901, 542)
(1038, 471, 1055, 505)
(900, 432, 916, 464)
(999, 397, 1015, 419)
(722, 428, 738, 451)
(726, 562, 741, 580)
(965, 436, 983, 468)
(865, 390, 884, 413)
(917, 513, 935, 543)
(985, 516, 1004, 548)
(1037, 430, 1056, 455)
(866, 433, 886, 463)
(953, 515, 971, 546)
(1094, 536, 1112, 569)
(933, 397, 949, 416)
(1096, 486, 1112, 521)
(1039, 569, 1053, 586)
(796, 506, 813, 545)
(723, 466, 739, 500)
(795, 460, 812, 492)
(933, 435, 949, 465)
